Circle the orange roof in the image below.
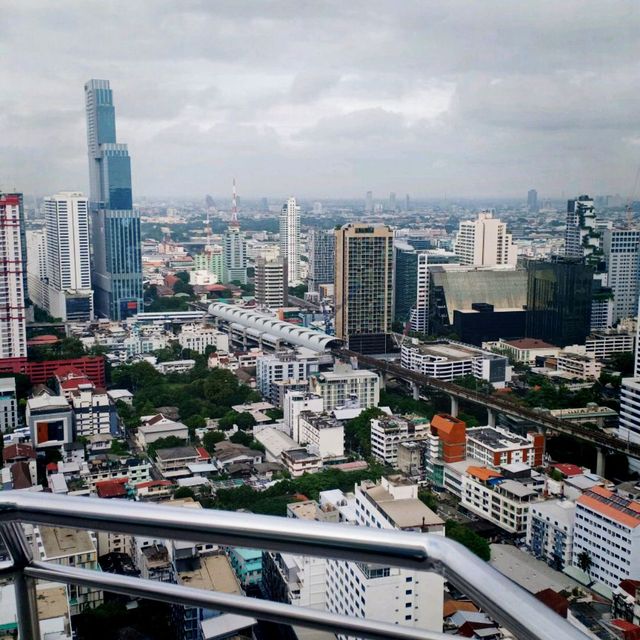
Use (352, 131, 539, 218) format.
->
(443, 599, 478, 618)
(135, 480, 173, 489)
(467, 466, 502, 482)
(431, 413, 466, 434)
(578, 487, 640, 528)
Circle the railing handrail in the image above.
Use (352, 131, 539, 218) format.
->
(0, 491, 587, 640)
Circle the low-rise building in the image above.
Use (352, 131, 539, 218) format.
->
(526, 499, 575, 570)
(137, 414, 189, 448)
(155, 359, 196, 374)
(70, 383, 114, 437)
(298, 412, 344, 459)
(281, 448, 322, 477)
(585, 330, 635, 360)
(0, 377, 18, 432)
(466, 426, 544, 468)
(178, 323, 229, 354)
(485, 338, 559, 364)
(227, 547, 263, 588)
(401, 340, 511, 388)
(396, 441, 426, 478)
(256, 349, 319, 404)
(554, 351, 602, 381)
(26, 395, 73, 449)
(284, 391, 324, 441)
(155, 446, 203, 479)
(370, 415, 429, 465)
(308, 364, 380, 410)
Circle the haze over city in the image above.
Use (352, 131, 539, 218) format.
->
(2, 0, 640, 198)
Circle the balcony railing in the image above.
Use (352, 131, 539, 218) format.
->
(0, 491, 587, 640)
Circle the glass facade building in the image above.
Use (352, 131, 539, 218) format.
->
(308, 229, 335, 293)
(85, 79, 142, 319)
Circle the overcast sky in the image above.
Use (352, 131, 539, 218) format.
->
(2, 0, 640, 200)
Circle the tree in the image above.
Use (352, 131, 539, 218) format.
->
(288, 283, 308, 298)
(110, 440, 130, 456)
(202, 430, 226, 453)
(218, 410, 241, 430)
(445, 520, 491, 561)
(609, 351, 634, 376)
(229, 430, 253, 447)
(418, 489, 438, 512)
(148, 436, 187, 458)
(577, 550, 592, 577)
(235, 411, 257, 430)
(173, 487, 195, 500)
(345, 407, 385, 456)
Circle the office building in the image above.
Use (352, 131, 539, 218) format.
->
(255, 256, 288, 308)
(307, 229, 334, 293)
(0, 377, 18, 433)
(85, 79, 142, 319)
(572, 486, 640, 589)
(308, 364, 380, 410)
(44, 192, 93, 321)
(222, 182, 247, 285)
(525, 258, 593, 347)
(365, 190, 373, 213)
(193, 246, 224, 283)
(527, 189, 538, 213)
(394, 241, 425, 326)
(389, 192, 397, 211)
(256, 350, 319, 405)
(526, 500, 575, 570)
(0, 194, 27, 359)
(565, 195, 598, 261)
(326, 476, 444, 636)
(603, 229, 640, 322)
(26, 229, 49, 312)
(280, 197, 301, 283)
(454, 211, 517, 267)
(177, 323, 229, 354)
(335, 223, 394, 353)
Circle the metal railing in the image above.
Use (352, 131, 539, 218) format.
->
(0, 491, 587, 640)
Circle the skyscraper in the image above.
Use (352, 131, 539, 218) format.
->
(43, 192, 93, 321)
(0, 194, 27, 359)
(394, 241, 420, 325)
(454, 211, 517, 267)
(527, 189, 538, 213)
(85, 79, 142, 319)
(365, 191, 373, 213)
(335, 223, 394, 353)
(26, 229, 48, 312)
(525, 257, 593, 347)
(565, 195, 597, 260)
(255, 256, 288, 308)
(603, 229, 640, 322)
(307, 229, 335, 294)
(389, 192, 397, 212)
(279, 197, 301, 283)
(222, 180, 247, 284)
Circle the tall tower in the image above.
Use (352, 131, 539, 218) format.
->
(365, 191, 373, 213)
(255, 256, 288, 308)
(279, 197, 301, 283)
(527, 189, 538, 213)
(85, 79, 142, 319)
(43, 193, 93, 321)
(334, 223, 394, 354)
(603, 229, 640, 322)
(565, 195, 597, 260)
(454, 211, 517, 267)
(222, 179, 247, 284)
(307, 229, 335, 294)
(0, 194, 27, 359)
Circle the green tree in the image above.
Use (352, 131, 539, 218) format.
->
(202, 430, 226, 453)
(148, 435, 187, 458)
(609, 351, 634, 376)
(173, 486, 196, 500)
(110, 439, 130, 456)
(577, 550, 592, 577)
(445, 520, 491, 561)
(418, 489, 438, 512)
(345, 407, 385, 456)
(235, 411, 257, 430)
(229, 430, 253, 447)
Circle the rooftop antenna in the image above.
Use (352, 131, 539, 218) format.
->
(230, 177, 239, 228)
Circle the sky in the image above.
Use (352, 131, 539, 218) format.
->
(1, 0, 640, 200)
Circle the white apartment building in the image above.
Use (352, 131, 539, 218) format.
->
(461, 466, 539, 534)
(370, 415, 429, 465)
(256, 350, 319, 404)
(0, 377, 18, 433)
(177, 323, 229, 354)
(572, 486, 640, 589)
(526, 499, 575, 570)
(620, 378, 640, 450)
(454, 211, 517, 267)
(465, 427, 543, 468)
(70, 383, 113, 437)
(585, 331, 635, 360)
(33, 527, 102, 615)
(298, 411, 344, 459)
(283, 391, 324, 441)
(603, 229, 640, 322)
(280, 197, 301, 283)
(255, 256, 288, 308)
(486, 338, 558, 364)
(555, 352, 602, 381)
(327, 476, 444, 636)
(308, 364, 380, 410)
(0, 194, 27, 359)
(281, 447, 323, 477)
(26, 228, 49, 312)
(44, 192, 93, 321)
(401, 340, 511, 388)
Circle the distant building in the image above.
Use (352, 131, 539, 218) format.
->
(525, 258, 593, 347)
(222, 227, 247, 285)
(307, 229, 334, 294)
(487, 338, 558, 364)
(564, 195, 597, 261)
(334, 223, 394, 353)
(256, 350, 319, 405)
(454, 211, 517, 267)
(527, 189, 539, 213)
(365, 190, 373, 213)
(177, 323, 229, 354)
(280, 197, 301, 283)
(308, 364, 380, 410)
(255, 256, 288, 308)
(603, 229, 640, 322)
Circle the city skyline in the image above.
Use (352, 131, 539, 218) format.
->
(2, 1, 640, 199)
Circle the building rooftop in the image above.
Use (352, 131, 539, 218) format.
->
(363, 483, 443, 530)
(36, 584, 69, 622)
(467, 466, 503, 482)
(499, 479, 538, 498)
(177, 554, 241, 594)
(406, 341, 484, 361)
(26, 395, 70, 411)
(299, 411, 343, 430)
(255, 427, 297, 456)
(531, 499, 576, 526)
(283, 447, 320, 462)
(502, 338, 557, 349)
(288, 500, 321, 520)
(578, 485, 640, 528)
(467, 426, 531, 450)
(39, 527, 95, 559)
(155, 446, 198, 460)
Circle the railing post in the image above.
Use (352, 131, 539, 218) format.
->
(0, 522, 41, 640)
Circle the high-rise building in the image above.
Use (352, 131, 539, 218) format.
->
(454, 211, 517, 267)
(335, 223, 394, 353)
(0, 194, 27, 360)
(527, 189, 538, 213)
(193, 246, 224, 283)
(44, 192, 93, 321)
(26, 229, 48, 312)
(255, 256, 288, 308)
(394, 241, 421, 326)
(603, 229, 640, 322)
(405, 193, 410, 212)
(525, 258, 593, 347)
(565, 195, 598, 260)
(222, 180, 247, 284)
(279, 197, 301, 283)
(365, 191, 373, 213)
(618, 299, 640, 454)
(85, 79, 142, 319)
(307, 229, 334, 294)
(389, 192, 397, 211)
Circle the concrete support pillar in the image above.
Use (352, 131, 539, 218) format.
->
(450, 395, 459, 418)
(379, 374, 386, 390)
(411, 381, 420, 401)
(487, 408, 496, 427)
(596, 447, 606, 477)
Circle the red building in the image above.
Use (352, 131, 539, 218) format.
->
(0, 356, 106, 387)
